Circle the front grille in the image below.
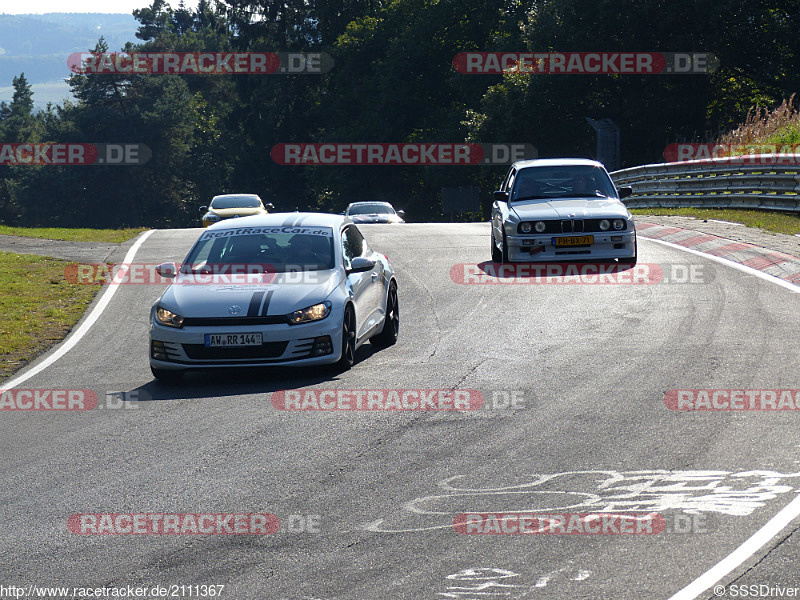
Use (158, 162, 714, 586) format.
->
(182, 341, 289, 360)
(182, 316, 288, 326)
(151, 340, 182, 362)
(518, 219, 627, 234)
(290, 338, 316, 357)
(561, 219, 584, 233)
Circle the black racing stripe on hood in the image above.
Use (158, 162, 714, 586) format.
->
(260, 290, 275, 316)
(247, 291, 265, 316)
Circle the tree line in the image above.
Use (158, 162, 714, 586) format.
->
(1, 0, 799, 227)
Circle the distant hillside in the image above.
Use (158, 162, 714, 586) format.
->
(0, 13, 139, 88)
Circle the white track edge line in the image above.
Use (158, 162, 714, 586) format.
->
(645, 236, 800, 294)
(667, 493, 800, 600)
(648, 235, 800, 599)
(2, 229, 155, 390)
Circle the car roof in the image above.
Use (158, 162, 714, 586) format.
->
(512, 158, 607, 170)
(347, 201, 393, 207)
(211, 193, 262, 200)
(205, 212, 350, 231)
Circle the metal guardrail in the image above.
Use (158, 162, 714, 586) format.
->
(610, 155, 800, 212)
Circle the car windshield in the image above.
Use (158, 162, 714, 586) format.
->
(347, 203, 395, 215)
(511, 166, 617, 201)
(183, 227, 335, 272)
(210, 196, 262, 209)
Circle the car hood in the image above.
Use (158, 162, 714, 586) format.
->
(209, 207, 266, 218)
(350, 214, 402, 223)
(159, 269, 342, 317)
(510, 197, 629, 220)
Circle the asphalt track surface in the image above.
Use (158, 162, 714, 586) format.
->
(2, 223, 800, 600)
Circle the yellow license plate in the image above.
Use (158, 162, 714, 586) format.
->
(553, 235, 593, 246)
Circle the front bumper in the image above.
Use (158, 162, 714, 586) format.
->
(149, 309, 344, 370)
(505, 229, 636, 262)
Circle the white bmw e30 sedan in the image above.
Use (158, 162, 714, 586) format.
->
(490, 158, 637, 264)
(149, 213, 399, 382)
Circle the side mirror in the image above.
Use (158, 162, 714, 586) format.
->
(199, 205, 207, 213)
(396, 209, 405, 217)
(493, 190, 509, 203)
(155, 262, 177, 278)
(346, 257, 376, 275)
(618, 186, 633, 199)
(265, 202, 275, 210)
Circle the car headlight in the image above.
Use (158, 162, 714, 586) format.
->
(599, 219, 611, 231)
(534, 221, 546, 233)
(205, 214, 220, 223)
(613, 219, 625, 230)
(155, 306, 184, 328)
(520, 222, 532, 233)
(289, 301, 331, 325)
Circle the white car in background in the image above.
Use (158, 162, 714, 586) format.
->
(149, 213, 399, 382)
(344, 201, 405, 224)
(491, 159, 637, 264)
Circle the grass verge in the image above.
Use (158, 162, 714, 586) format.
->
(0, 225, 148, 243)
(630, 208, 800, 236)
(0, 252, 99, 382)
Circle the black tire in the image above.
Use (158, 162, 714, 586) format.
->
(491, 229, 503, 262)
(501, 230, 509, 262)
(619, 238, 638, 265)
(151, 366, 184, 383)
(371, 281, 399, 348)
(336, 306, 356, 371)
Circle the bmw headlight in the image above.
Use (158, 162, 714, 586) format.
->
(205, 213, 220, 223)
(155, 306, 184, 328)
(599, 219, 611, 231)
(613, 219, 625, 230)
(289, 301, 331, 325)
(534, 221, 546, 233)
(520, 222, 532, 233)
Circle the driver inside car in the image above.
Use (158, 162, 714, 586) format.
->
(288, 234, 332, 269)
(222, 234, 266, 264)
(571, 174, 598, 196)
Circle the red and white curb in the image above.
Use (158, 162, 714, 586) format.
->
(637, 222, 800, 286)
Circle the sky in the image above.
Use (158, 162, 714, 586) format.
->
(0, 0, 182, 14)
